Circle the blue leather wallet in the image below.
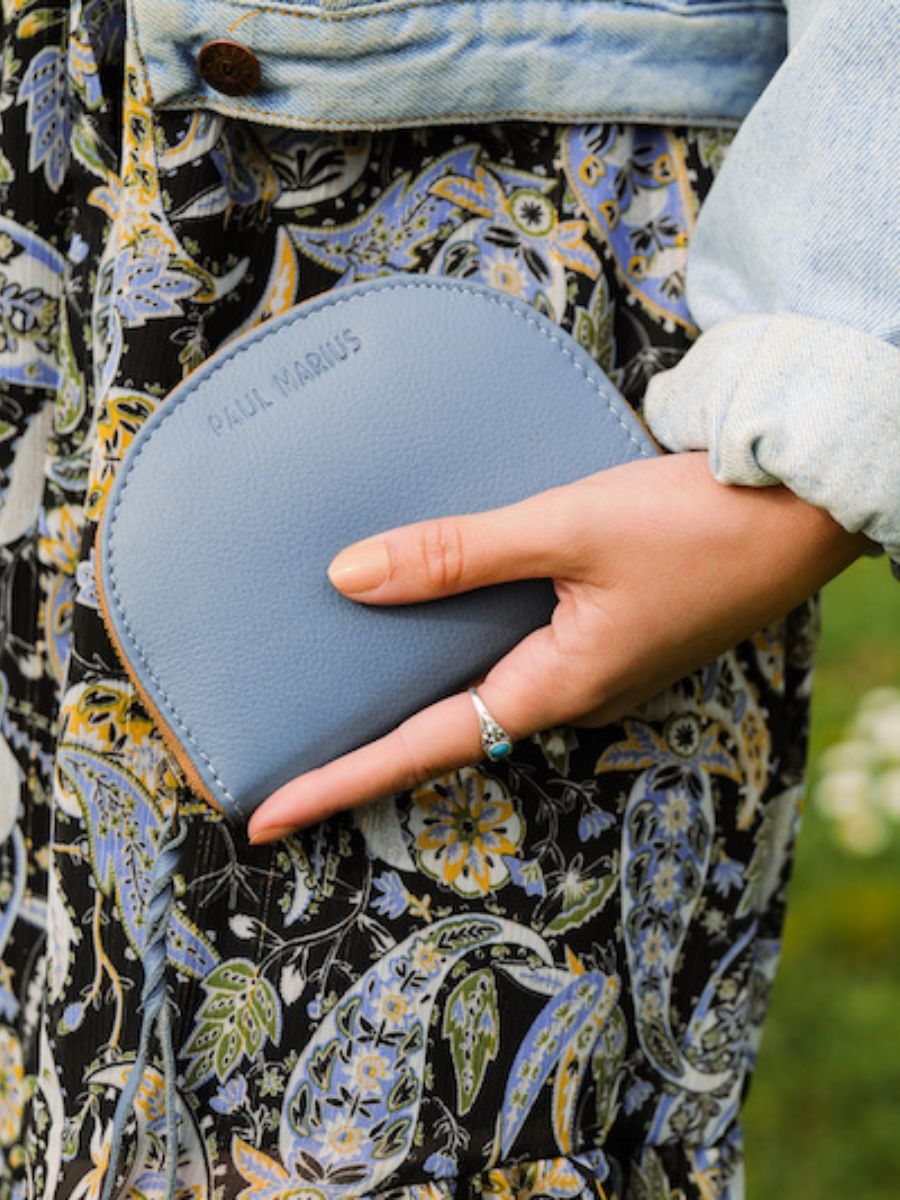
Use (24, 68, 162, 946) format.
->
(95, 276, 657, 823)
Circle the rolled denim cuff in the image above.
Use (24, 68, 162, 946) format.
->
(643, 313, 900, 576)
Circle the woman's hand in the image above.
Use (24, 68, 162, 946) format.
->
(247, 451, 866, 843)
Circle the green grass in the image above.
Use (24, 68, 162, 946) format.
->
(744, 557, 900, 1198)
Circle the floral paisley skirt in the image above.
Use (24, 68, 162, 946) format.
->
(0, 3, 818, 1197)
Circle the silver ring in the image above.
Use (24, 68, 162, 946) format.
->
(468, 687, 513, 761)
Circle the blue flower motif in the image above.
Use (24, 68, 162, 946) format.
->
(502, 855, 546, 897)
(67, 232, 89, 264)
(17, 47, 70, 192)
(712, 856, 744, 897)
(624, 1078, 654, 1114)
(210, 1073, 247, 1114)
(75, 552, 99, 610)
(113, 247, 196, 326)
(0, 987, 19, 1022)
(578, 807, 616, 842)
(423, 1151, 457, 1179)
(573, 1146, 610, 1179)
(371, 869, 408, 919)
(59, 1001, 84, 1033)
(132, 1172, 169, 1194)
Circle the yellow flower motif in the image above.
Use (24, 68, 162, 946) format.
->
(642, 927, 666, 966)
(352, 1050, 390, 1093)
(379, 990, 410, 1024)
(484, 250, 527, 298)
(0, 1029, 25, 1146)
(651, 861, 679, 907)
(322, 1114, 364, 1159)
(659, 793, 690, 837)
(412, 941, 439, 976)
(408, 767, 524, 897)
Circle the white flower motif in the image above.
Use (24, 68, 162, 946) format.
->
(659, 793, 690, 836)
(321, 1114, 364, 1159)
(229, 915, 257, 939)
(650, 861, 679, 907)
(483, 249, 527, 298)
(408, 767, 523, 897)
(352, 1050, 390, 1094)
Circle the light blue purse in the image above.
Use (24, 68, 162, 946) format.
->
(94, 274, 658, 1197)
(96, 274, 657, 825)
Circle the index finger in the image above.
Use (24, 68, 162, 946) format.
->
(245, 623, 578, 841)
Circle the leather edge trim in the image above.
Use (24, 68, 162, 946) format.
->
(94, 520, 234, 823)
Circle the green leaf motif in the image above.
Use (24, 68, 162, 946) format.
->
(590, 273, 616, 377)
(628, 1148, 676, 1200)
(546, 873, 616, 936)
(183, 958, 282, 1090)
(16, 8, 60, 37)
(441, 968, 499, 1115)
(696, 129, 736, 176)
(54, 303, 85, 434)
(71, 116, 107, 180)
(592, 1006, 627, 1139)
(373, 1116, 411, 1160)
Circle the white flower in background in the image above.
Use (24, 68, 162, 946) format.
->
(877, 768, 900, 818)
(228, 915, 257, 939)
(815, 687, 900, 856)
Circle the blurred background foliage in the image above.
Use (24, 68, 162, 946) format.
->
(744, 556, 900, 1198)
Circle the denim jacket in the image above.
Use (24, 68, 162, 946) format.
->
(134, 0, 900, 570)
(644, 0, 900, 577)
(133, 0, 790, 131)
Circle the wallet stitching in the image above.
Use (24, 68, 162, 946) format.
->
(104, 276, 653, 817)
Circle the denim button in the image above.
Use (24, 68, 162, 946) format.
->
(197, 39, 261, 97)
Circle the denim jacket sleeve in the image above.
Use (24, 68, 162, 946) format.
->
(643, 0, 900, 576)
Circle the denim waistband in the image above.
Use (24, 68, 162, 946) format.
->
(130, 0, 788, 131)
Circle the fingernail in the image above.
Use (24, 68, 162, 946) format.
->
(328, 539, 390, 593)
(248, 823, 296, 845)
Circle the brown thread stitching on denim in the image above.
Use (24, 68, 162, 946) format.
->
(190, 0, 784, 23)
(158, 99, 745, 128)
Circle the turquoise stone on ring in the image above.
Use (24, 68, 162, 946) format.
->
(468, 687, 514, 762)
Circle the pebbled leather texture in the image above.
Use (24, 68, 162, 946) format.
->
(97, 276, 657, 823)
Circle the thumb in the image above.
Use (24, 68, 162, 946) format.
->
(326, 485, 587, 604)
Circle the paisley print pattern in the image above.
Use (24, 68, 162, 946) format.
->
(0, 2, 818, 1198)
